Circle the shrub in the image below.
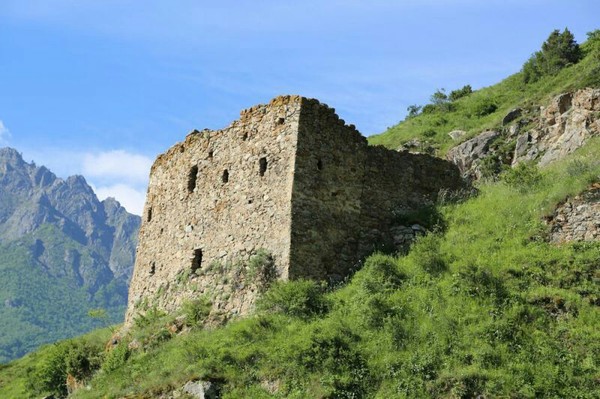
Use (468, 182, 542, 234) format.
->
(182, 296, 212, 327)
(133, 306, 166, 329)
(471, 97, 498, 117)
(102, 342, 130, 373)
(422, 128, 437, 138)
(28, 341, 103, 396)
(449, 84, 473, 101)
(257, 280, 329, 319)
(502, 161, 542, 192)
(406, 104, 422, 119)
(247, 249, 278, 292)
(359, 253, 406, 294)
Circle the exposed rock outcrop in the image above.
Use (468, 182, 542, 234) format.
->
(445, 88, 600, 179)
(546, 183, 600, 243)
(445, 130, 500, 179)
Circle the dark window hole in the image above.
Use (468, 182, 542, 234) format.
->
(222, 169, 229, 183)
(188, 165, 199, 193)
(276, 117, 285, 125)
(242, 132, 248, 140)
(259, 157, 268, 176)
(317, 158, 323, 170)
(191, 248, 203, 273)
(147, 207, 152, 222)
(208, 150, 214, 159)
(149, 262, 156, 276)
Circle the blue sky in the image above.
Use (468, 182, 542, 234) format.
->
(0, 1, 598, 214)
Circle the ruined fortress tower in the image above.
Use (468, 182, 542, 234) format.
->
(125, 95, 465, 326)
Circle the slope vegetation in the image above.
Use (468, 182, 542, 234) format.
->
(369, 30, 600, 154)
(2, 137, 599, 398)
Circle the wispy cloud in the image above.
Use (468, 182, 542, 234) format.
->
(82, 150, 152, 184)
(0, 120, 11, 144)
(20, 147, 152, 216)
(91, 183, 147, 216)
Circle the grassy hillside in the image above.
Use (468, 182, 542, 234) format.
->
(369, 31, 600, 154)
(3, 137, 599, 398)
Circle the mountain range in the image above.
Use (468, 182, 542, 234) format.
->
(0, 147, 140, 362)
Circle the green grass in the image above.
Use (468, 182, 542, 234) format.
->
(2, 138, 599, 398)
(369, 34, 600, 154)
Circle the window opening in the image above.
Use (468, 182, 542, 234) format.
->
(222, 169, 229, 183)
(188, 165, 199, 193)
(147, 207, 152, 222)
(191, 249, 203, 273)
(317, 158, 323, 170)
(259, 157, 268, 176)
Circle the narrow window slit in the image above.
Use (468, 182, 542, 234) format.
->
(191, 249, 203, 273)
(147, 207, 152, 222)
(222, 169, 229, 183)
(208, 150, 214, 159)
(149, 262, 156, 276)
(259, 157, 268, 176)
(317, 158, 323, 171)
(188, 165, 199, 193)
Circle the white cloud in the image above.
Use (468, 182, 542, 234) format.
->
(82, 150, 152, 184)
(0, 120, 11, 144)
(93, 183, 147, 216)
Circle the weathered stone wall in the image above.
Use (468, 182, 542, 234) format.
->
(288, 99, 465, 282)
(289, 99, 368, 281)
(547, 184, 600, 243)
(125, 96, 301, 326)
(359, 148, 464, 256)
(125, 95, 466, 327)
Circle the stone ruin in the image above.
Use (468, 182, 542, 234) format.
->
(124, 95, 466, 327)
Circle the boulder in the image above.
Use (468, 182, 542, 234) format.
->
(182, 380, 220, 399)
(502, 108, 522, 126)
(448, 130, 467, 141)
(446, 130, 500, 177)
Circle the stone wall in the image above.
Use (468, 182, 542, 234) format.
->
(125, 95, 466, 327)
(125, 96, 301, 326)
(547, 183, 600, 243)
(289, 99, 368, 281)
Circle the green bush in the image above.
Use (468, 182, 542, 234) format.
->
(359, 253, 406, 294)
(502, 161, 543, 192)
(101, 342, 130, 373)
(449, 84, 473, 101)
(247, 249, 278, 292)
(182, 296, 212, 327)
(471, 97, 498, 117)
(257, 280, 329, 319)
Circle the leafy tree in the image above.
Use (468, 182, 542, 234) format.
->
(449, 84, 473, 101)
(430, 88, 448, 106)
(523, 28, 582, 83)
(406, 104, 422, 119)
